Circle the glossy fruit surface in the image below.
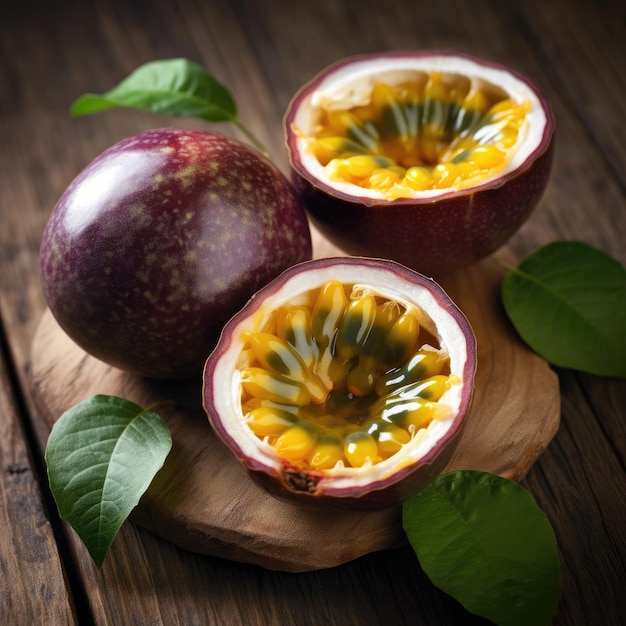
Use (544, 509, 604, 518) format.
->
(203, 257, 476, 509)
(40, 128, 312, 379)
(284, 51, 554, 277)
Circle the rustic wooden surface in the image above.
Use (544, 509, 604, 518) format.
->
(1, 0, 624, 623)
(30, 246, 560, 573)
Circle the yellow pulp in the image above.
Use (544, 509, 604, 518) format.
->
(306, 73, 530, 197)
(239, 281, 456, 472)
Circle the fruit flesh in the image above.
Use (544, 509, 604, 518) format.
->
(304, 72, 530, 197)
(203, 257, 477, 508)
(239, 280, 458, 472)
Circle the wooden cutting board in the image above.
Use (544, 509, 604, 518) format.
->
(30, 239, 560, 573)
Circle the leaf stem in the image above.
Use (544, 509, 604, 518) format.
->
(233, 119, 271, 159)
(142, 399, 176, 416)
(495, 259, 517, 274)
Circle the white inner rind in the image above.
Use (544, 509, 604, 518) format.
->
(210, 264, 471, 492)
(290, 54, 548, 199)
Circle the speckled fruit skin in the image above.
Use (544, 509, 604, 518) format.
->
(284, 51, 555, 278)
(203, 257, 476, 510)
(39, 128, 312, 379)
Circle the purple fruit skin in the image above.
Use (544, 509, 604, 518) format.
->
(39, 128, 312, 379)
(284, 50, 555, 278)
(291, 144, 553, 278)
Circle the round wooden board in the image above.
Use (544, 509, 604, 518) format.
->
(30, 239, 560, 573)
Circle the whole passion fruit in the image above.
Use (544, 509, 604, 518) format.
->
(203, 257, 476, 509)
(284, 51, 555, 277)
(40, 128, 312, 379)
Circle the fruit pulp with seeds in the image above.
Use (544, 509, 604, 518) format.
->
(304, 72, 530, 197)
(239, 280, 458, 472)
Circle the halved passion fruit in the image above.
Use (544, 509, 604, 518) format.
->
(284, 51, 555, 276)
(203, 257, 476, 509)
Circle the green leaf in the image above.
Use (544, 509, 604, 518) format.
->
(69, 57, 270, 157)
(45, 395, 172, 567)
(403, 471, 560, 626)
(501, 241, 626, 378)
(71, 58, 237, 123)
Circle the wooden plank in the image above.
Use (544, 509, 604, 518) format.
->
(517, 0, 626, 179)
(522, 370, 626, 625)
(0, 345, 76, 623)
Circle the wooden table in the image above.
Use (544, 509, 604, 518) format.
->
(1, 0, 624, 623)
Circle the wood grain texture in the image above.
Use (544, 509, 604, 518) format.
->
(30, 241, 560, 572)
(0, 342, 76, 623)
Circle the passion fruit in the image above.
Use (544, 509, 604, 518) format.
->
(39, 128, 312, 379)
(284, 51, 555, 277)
(203, 257, 476, 509)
